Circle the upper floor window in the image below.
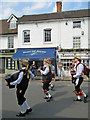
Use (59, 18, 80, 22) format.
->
(73, 21, 81, 28)
(8, 36, 14, 48)
(10, 21, 16, 29)
(73, 37, 81, 49)
(23, 30, 30, 43)
(44, 29, 51, 42)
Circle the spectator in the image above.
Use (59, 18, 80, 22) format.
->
(51, 64, 55, 82)
(57, 61, 63, 77)
(31, 61, 37, 77)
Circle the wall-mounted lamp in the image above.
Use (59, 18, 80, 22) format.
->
(81, 31, 84, 35)
(65, 21, 68, 25)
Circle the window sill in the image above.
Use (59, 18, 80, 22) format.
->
(8, 48, 14, 49)
(43, 42, 52, 44)
(23, 43, 31, 45)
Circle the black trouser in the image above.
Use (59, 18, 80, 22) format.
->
(16, 80, 29, 105)
(71, 75, 74, 83)
(75, 77, 83, 93)
(43, 80, 51, 91)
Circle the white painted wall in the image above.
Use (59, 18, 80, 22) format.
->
(18, 17, 89, 49)
(61, 18, 88, 49)
(0, 17, 89, 50)
(18, 21, 59, 48)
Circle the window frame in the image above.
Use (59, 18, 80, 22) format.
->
(44, 28, 52, 43)
(73, 36, 81, 49)
(8, 36, 14, 49)
(73, 20, 81, 28)
(23, 30, 30, 44)
(10, 20, 17, 29)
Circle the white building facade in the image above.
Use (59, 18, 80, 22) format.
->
(0, 3, 90, 75)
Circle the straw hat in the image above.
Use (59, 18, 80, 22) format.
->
(44, 58, 51, 64)
(75, 56, 81, 60)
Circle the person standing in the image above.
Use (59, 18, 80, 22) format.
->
(31, 61, 37, 77)
(70, 60, 76, 83)
(73, 56, 88, 103)
(37, 58, 52, 102)
(51, 64, 55, 82)
(57, 61, 63, 77)
(6, 62, 34, 117)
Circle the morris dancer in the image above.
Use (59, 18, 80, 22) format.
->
(37, 58, 52, 102)
(6, 62, 34, 117)
(73, 56, 88, 103)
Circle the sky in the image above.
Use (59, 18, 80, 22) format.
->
(0, 0, 90, 20)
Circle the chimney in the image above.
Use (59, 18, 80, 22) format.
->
(56, 1, 62, 12)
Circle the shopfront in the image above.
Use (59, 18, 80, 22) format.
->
(12, 47, 56, 68)
(0, 49, 17, 74)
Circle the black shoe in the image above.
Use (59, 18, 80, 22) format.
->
(16, 112, 25, 117)
(73, 98, 82, 101)
(25, 108, 32, 114)
(46, 96, 52, 102)
(84, 95, 88, 103)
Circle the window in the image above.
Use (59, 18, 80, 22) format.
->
(6, 58, 15, 69)
(23, 30, 30, 43)
(44, 29, 51, 42)
(10, 21, 16, 29)
(8, 36, 14, 48)
(73, 21, 81, 28)
(73, 37, 81, 49)
(61, 59, 72, 70)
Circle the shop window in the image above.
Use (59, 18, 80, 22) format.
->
(61, 59, 72, 70)
(6, 58, 15, 70)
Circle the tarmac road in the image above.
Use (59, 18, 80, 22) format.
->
(1, 77, 89, 119)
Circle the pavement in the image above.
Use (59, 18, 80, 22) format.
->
(0, 76, 89, 119)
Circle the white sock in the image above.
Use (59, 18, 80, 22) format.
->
(20, 104, 24, 114)
(47, 91, 51, 98)
(49, 83, 51, 85)
(77, 95, 81, 100)
(24, 101, 30, 110)
(51, 84, 53, 87)
(82, 91, 86, 97)
(49, 82, 53, 87)
(45, 95, 49, 98)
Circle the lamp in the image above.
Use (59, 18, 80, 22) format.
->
(65, 21, 68, 25)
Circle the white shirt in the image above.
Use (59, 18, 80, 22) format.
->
(40, 65, 49, 75)
(10, 71, 24, 86)
(10, 70, 34, 86)
(74, 63, 84, 78)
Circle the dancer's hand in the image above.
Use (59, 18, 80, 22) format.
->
(37, 68, 41, 72)
(5, 82, 8, 86)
